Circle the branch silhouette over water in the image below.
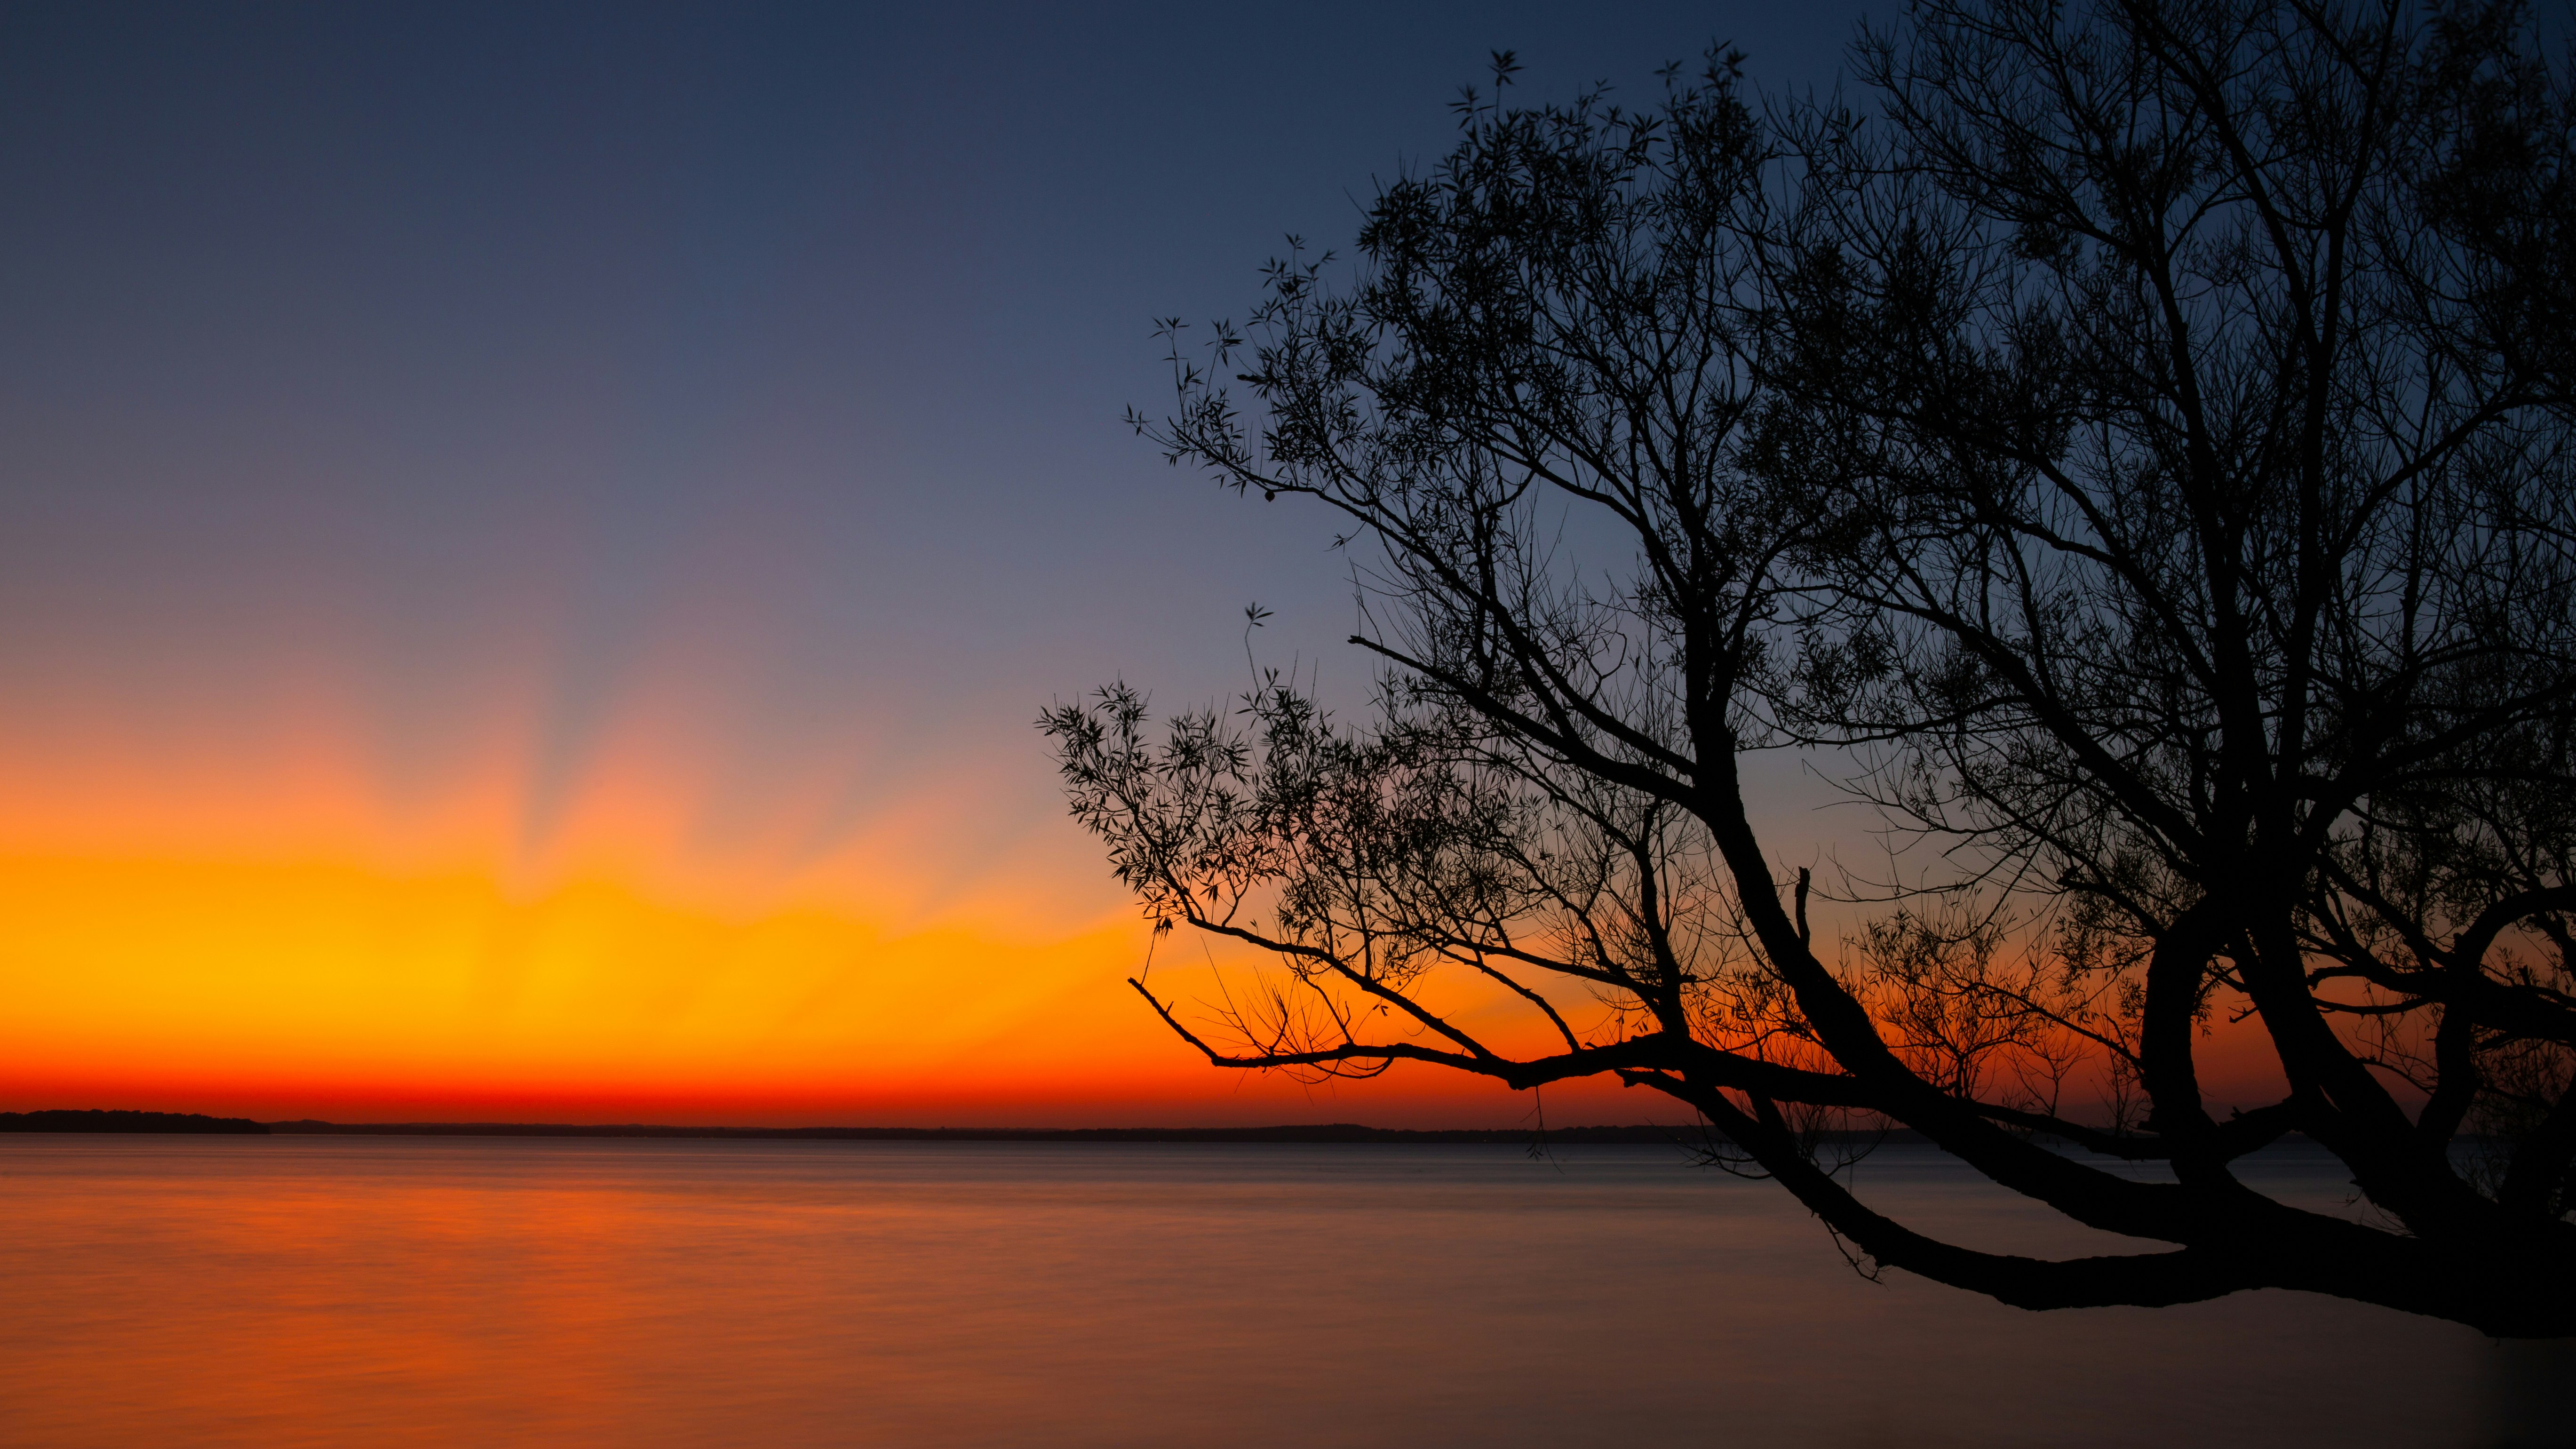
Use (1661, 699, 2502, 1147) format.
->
(1053, 0, 2576, 1335)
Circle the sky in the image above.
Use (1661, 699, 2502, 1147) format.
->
(0, 0, 2226, 1128)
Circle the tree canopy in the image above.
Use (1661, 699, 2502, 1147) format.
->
(1044, 0, 2576, 1335)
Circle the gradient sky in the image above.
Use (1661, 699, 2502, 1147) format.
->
(2, 0, 2243, 1127)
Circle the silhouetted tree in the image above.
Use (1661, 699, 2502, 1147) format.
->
(1044, 0, 2576, 1335)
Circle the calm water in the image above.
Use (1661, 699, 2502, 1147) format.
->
(0, 1136, 2562, 1447)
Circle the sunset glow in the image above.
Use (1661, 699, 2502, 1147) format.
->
(0, 674, 1627, 1124)
(0, 688, 2291, 1125)
(0, 0, 2294, 1132)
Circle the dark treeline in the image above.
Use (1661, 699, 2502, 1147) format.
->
(260, 1120, 1707, 1144)
(5, 1113, 1960, 1144)
(0, 1111, 1760, 1143)
(2, 1109, 268, 1134)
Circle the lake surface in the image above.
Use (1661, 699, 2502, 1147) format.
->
(0, 1136, 2562, 1447)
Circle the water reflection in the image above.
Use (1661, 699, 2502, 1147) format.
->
(0, 1137, 2552, 1447)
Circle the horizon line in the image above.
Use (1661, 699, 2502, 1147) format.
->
(2, 1108, 1737, 1143)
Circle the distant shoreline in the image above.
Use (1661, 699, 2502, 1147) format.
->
(11, 1111, 2312, 1152)
(2, 1109, 1718, 1145)
(1, 1109, 271, 1135)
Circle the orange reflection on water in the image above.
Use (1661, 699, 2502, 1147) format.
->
(0, 1135, 2525, 1449)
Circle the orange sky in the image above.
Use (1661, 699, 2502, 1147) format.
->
(0, 670, 2299, 1127)
(0, 1, 2285, 1131)
(0, 512, 2294, 1128)
(0, 671, 1680, 1126)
